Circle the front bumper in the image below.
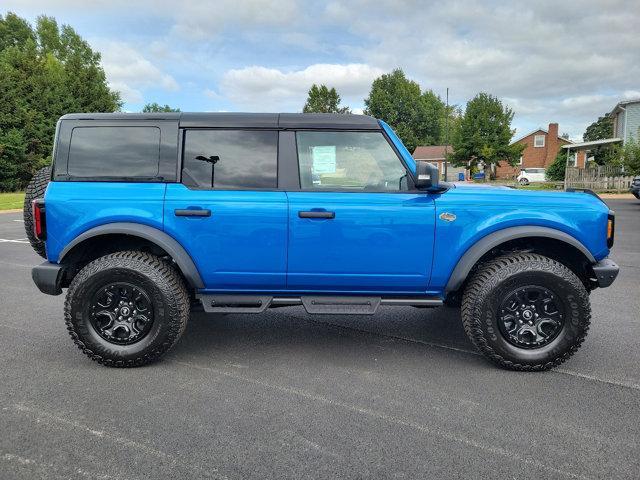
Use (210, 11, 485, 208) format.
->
(32, 262, 64, 295)
(591, 258, 619, 288)
(630, 186, 640, 198)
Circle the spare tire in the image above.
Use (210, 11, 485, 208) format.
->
(23, 166, 51, 258)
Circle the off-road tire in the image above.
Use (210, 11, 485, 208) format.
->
(23, 166, 51, 258)
(461, 252, 590, 371)
(64, 251, 190, 367)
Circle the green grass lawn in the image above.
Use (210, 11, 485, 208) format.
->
(0, 192, 25, 210)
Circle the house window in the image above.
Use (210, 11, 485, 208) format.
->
(568, 152, 577, 168)
(517, 155, 523, 165)
(534, 135, 545, 148)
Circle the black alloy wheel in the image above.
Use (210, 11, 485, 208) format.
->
(497, 285, 565, 349)
(89, 282, 154, 345)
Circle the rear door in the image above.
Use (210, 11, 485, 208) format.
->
(286, 130, 436, 293)
(164, 129, 288, 291)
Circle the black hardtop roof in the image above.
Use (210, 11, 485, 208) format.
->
(59, 112, 381, 130)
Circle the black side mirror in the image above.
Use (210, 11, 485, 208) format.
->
(415, 161, 439, 189)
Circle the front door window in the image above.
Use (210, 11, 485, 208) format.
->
(296, 131, 408, 191)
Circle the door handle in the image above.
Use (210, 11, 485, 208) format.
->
(174, 209, 211, 217)
(298, 210, 335, 219)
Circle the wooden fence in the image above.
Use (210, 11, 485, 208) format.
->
(565, 166, 633, 192)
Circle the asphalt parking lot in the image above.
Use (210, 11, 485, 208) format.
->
(1, 199, 639, 479)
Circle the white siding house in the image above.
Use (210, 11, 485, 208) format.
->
(610, 99, 640, 144)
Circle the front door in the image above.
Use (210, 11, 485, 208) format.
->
(287, 130, 436, 294)
(164, 129, 287, 291)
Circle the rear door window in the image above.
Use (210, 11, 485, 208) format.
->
(68, 126, 160, 178)
(182, 130, 277, 189)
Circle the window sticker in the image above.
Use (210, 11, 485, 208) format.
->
(311, 145, 337, 174)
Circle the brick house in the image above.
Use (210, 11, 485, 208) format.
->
(412, 145, 466, 181)
(495, 123, 586, 179)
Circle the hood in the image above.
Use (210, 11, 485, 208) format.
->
(446, 182, 608, 209)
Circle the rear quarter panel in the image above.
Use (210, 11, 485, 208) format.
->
(429, 187, 610, 290)
(44, 182, 166, 262)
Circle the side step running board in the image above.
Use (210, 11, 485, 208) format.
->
(196, 294, 442, 315)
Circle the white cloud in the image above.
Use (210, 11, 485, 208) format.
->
(6, 0, 639, 138)
(219, 63, 385, 111)
(317, 0, 640, 137)
(170, 0, 299, 40)
(99, 42, 179, 104)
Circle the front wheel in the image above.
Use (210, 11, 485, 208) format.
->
(64, 251, 190, 367)
(461, 253, 590, 371)
(518, 178, 529, 185)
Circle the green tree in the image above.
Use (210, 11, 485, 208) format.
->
(583, 115, 615, 165)
(0, 12, 121, 191)
(364, 69, 444, 152)
(303, 84, 350, 114)
(142, 102, 181, 113)
(440, 104, 462, 147)
(449, 92, 524, 173)
(622, 138, 640, 175)
(545, 150, 568, 181)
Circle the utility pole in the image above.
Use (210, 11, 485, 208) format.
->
(444, 87, 449, 182)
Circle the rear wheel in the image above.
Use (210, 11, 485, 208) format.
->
(64, 251, 190, 367)
(23, 166, 51, 258)
(461, 253, 590, 371)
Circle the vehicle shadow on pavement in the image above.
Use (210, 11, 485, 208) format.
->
(169, 306, 482, 368)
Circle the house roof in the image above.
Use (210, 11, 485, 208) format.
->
(561, 138, 622, 149)
(412, 145, 452, 160)
(510, 128, 574, 145)
(609, 98, 640, 116)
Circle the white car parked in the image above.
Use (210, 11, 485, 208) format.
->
(517, 168, 546, 185)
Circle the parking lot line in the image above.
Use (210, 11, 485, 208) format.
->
(173, 358, 590, 480)
(10, 404, 229, 480)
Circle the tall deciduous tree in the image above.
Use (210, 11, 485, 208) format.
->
(450, 92, 523, 172)
(583, 115, 616, 165)
(303, 84, 350, 114)
(143, 102, 181, 112)
(364, 69, 444, 152)
(0, 12, 121, 191)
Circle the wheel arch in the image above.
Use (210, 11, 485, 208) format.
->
(445, 226, 596, 294)
(59, 223, 204, 289)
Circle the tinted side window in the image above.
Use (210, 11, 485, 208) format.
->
(68, 126, 160, 177)
(182, 130, 277, 189)
(296, 131, 407, 191)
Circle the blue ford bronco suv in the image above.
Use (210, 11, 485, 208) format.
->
(25, 112, 619, 370)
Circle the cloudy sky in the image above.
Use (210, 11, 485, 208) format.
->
(4, 0, 640, 140)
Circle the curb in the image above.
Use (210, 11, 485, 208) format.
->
(0, 209, 22, 214)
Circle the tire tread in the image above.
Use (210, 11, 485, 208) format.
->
(23, 166, 51, 258)
(461, 252, 591, 371)
(64, 250, 189, 367)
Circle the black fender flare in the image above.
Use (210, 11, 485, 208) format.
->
(59, 222, 204, 289)
(444, 226, 595, 293)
